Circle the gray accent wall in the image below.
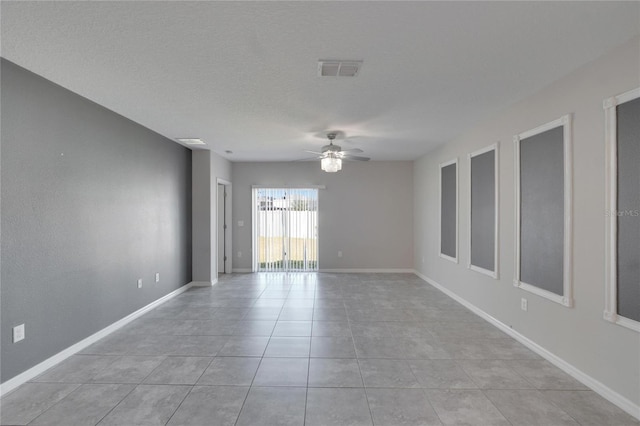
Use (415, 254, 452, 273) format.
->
(413, 37, 640, 406)
(1, 60, 192, 383)
(192, 150, 231, 283)
(232, 161, 413, 271)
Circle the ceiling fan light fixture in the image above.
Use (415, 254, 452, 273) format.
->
(306, 130, 368, 171)
(321, 156, 342, 173)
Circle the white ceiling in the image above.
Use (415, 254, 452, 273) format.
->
(2, 1, 638, 161)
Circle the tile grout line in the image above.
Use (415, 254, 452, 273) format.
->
(91, 383, 137, 426)
(478, 387, 516, 426)
(13, 382, 83, 426)
(161, 384, 196, 426)
(232, 334, 269, 422)
(234, 275, 288, 426)
(302, 280, 316, 426)
(346, 298, 376, 426)
(190, 355, 217, 387)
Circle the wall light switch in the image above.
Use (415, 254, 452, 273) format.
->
(237, 251, 242, 258)
(137, 279, 143, 289)
(13, 324, 25, 343)
(337, 251, 343, 258)
(238, 220, 244, 227)
(521, 298, 528, 311)
(155, 273, 160, 283)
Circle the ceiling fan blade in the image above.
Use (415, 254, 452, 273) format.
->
(342, 155, 370, 161)
(294, 156, 323, 162)
(340, 148, 363, 154)
(303, 150, 324, 155)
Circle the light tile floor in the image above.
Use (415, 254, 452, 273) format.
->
(1, 273, 638, 425)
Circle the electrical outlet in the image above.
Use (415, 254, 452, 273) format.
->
(137, 279, 143, 289)
(13, 324, 25, 343)
(237, 251, 242, 258)
(521, 298, 528, 311)
(155, 273, 160, 283)
(338, 251, 343, 258)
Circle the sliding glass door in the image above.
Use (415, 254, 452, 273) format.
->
(252, 188, 318, 272)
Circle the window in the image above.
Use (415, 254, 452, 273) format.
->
(514, 115, 573, 307)
(439, 158, 458, 263)
(468, 143, 499, 278)
(604, 88, 640, 331)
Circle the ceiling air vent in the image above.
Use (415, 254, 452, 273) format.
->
(318, 60, 363, 77)
(176, 138, 206, 146)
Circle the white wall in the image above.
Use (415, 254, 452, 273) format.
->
(414, 37, 640, 409)
(232, 161, 413, 271)
(211, 151, 232, 182)
(192, 150, 232, 283)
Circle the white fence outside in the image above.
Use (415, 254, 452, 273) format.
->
(257, 211, 318, 238)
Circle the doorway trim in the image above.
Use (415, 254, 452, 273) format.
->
(251, 185, 324, 272)
(216, 178, 232, 276)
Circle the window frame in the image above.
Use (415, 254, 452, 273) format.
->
(603, 88, 640, 332)
(439, 158, 459, 264)
(467, 143, 500, 279)
(513, 114, 574, 307)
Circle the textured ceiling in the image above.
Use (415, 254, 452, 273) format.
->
(2, 1, 639, 161)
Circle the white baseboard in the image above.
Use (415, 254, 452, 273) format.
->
(0, 281, 195, 397)
(191, 279, 217, 287)
(319, 268, 415, 273)
(229, 268, 415, 274)
(413, 271, 640, 420)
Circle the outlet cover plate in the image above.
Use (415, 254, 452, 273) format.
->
(13, 324, 25, 343)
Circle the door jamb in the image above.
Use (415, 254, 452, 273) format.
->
(216, 178, 232, 275)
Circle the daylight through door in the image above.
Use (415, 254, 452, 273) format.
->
(252, 188, 318, 272)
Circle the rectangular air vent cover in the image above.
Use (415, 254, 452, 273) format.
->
(176, 138, 206, 145)
(318, 60, 363, 77)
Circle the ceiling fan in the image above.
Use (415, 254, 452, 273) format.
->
(303, 132, 370, 173)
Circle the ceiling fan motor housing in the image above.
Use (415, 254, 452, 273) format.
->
(322, 131, 341, 153)
(322, 143, 341, 153)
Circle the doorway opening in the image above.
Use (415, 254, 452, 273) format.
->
(252, 187, 318, 272)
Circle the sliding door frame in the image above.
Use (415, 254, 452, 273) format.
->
(251, 185, 324, 272)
